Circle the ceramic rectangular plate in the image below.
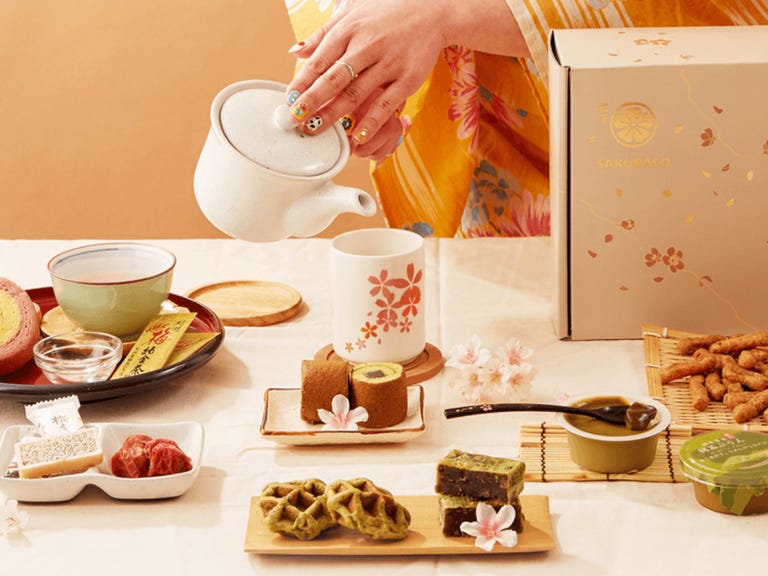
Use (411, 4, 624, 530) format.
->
(0, 421, 203, 502)
(244, 494, 554, 556)
(260, 385, 425, 445)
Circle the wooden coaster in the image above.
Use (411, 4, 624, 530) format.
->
(313, 343, 445, 385)
(187, 281, 302, 327)
(518, 422, 692, 483)
(40, 306, 78, 337)
(41, 306, 137, 354)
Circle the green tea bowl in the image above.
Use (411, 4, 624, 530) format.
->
(48, 242, 176, 339)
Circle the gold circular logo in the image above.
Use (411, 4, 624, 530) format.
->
(610, 102, 657, 148)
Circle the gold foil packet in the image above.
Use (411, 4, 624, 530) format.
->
(111, 313, 196, 379)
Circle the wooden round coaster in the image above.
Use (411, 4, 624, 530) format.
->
(313, 342, 445, 385)
(187, 281, 302, 327)
(41, 306, 136, 354)
(40, 306, 78, 337)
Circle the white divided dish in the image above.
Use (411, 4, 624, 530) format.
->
(0, 421, 203, 502)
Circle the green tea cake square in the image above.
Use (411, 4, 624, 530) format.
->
(435, 449, 525, 502)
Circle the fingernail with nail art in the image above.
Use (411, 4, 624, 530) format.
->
(306, 116, 323, 132)
(354, 128, 369, 144)
(340, 115, 356, 133)
(287, 90, 301, 105)
(291, 102, 309, 120)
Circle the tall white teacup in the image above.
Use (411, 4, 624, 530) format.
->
(331, 228, 425, 363)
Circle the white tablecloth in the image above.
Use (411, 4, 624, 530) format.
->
(1, 238, 765, 575)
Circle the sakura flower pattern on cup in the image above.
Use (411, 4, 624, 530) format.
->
(349, 262, 423, 356)
(331, 228, 425, 364)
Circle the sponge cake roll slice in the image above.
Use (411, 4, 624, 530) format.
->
(0, 278, 41, 376)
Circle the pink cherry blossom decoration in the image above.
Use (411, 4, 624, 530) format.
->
(2, 500, 29, 537)
(446, 335, 536, 403)
(460, 502, 518, 552)
(317, 394, 369, 431)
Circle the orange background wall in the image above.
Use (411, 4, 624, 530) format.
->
(0, 0, 381, 240)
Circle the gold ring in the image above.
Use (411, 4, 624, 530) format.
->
(336, 59, 358, 81)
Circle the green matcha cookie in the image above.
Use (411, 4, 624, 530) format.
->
(259, 478, 337, 540)
(326, 477, 411, 541)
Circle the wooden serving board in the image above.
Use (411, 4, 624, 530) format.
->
(244, 494, 554, 556)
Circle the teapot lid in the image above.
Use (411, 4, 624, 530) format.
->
(218, 85, 342, 177)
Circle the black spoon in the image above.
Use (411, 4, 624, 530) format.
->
(444, 401, 658, 430)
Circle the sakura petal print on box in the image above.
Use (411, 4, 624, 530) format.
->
(563, 27, 768, 338)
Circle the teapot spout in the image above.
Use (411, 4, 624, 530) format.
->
(283, 183, 378, 238)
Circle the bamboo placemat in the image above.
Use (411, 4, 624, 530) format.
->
(642, 324, 768, 433)
(519, 422, 691, 483)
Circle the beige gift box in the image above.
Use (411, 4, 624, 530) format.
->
(549, 26, 768, 340)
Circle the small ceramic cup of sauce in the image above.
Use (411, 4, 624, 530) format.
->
(559, 394, 671, 474)
(680, 429, 768, 515)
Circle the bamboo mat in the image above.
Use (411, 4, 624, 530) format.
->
(642, 324, 768, 433)
(519, 423, 691, 483)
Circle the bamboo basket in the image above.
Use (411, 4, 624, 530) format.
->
(643, 324, 768, 433)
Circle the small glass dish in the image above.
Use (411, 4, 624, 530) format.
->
(33, 331, 123, 384)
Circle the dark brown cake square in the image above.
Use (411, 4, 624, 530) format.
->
(438, 495, 524, 537)
(435, 449, 525, 502)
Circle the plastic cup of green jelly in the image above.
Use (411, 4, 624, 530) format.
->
(680, 430, 768, 515)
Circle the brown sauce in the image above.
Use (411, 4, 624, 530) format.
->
(565, 396, 649, 437)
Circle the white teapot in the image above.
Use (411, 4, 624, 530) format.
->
(194, 80, 377, 242)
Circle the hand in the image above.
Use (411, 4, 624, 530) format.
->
(350, 111, 403, 162)
(285, 0, 449, 154)
(343, 88, 405, 162)
(284, 0, 528, 158)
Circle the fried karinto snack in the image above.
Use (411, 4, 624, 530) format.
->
(689, 374, 709, 412)
(704, 372, 726, 401)
(723, 390, 755, 410)
(721, 355, 768, 391)
(732, 390, 768, 424)
(676, 334, 724, 356)
(660, 352, 718, 384)
(723, 378, 744, 395)
(709, 331, 768, 355)
(736, 348, 768, 370)
(754, 361, 768, 377)
(664, 330, 768, 424)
